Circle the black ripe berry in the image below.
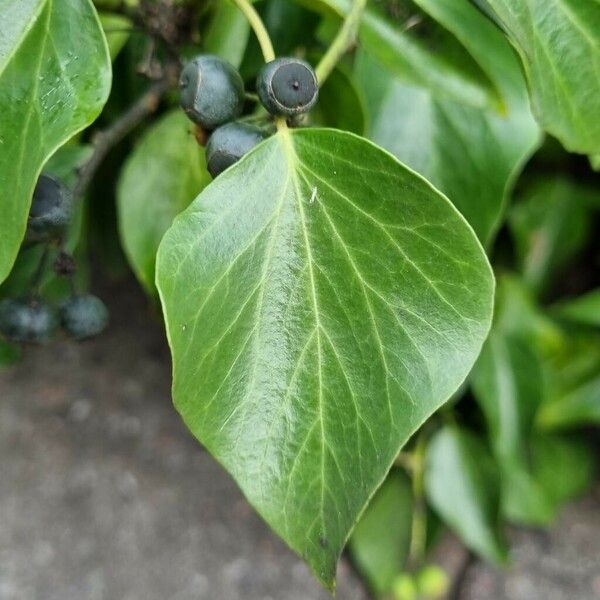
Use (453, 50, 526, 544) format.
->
(257, 58, 318, 117)
(27, 174, 73, 242)
(0, 298, 57, 343)
(179, 55, 245, 130)
(206, 122, 267, 178)
(59, 294, 108, 340)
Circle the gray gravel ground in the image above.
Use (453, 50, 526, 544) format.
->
(0, 280, 598, 600)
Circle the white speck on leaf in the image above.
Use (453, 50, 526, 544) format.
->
(310, 187, 317, 204)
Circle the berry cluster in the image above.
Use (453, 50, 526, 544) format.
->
(0, 174, 108, 345)
(179, 55, 319, 177)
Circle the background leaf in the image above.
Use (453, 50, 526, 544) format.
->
(156, 127, 494, 587)
(308, 62, 367, 134)
(305, 0, 500, 108)
(425, 426, 507, 564)
(354, 0, 540, 244)
(99, 12, 131, 62)
(203, 0, 250, 68)
(0, 0, 111, 284)
(483, 0, 600, 154)
(509, 177, 598, 296)
(117, 111, 210, 294)
(552, 289, 600, 328)
(348, 470, 413, 596)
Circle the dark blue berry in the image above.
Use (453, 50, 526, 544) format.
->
(27, 174, 73, 242)
(206, 122, 268, 178)
(60, 295, 109, 340)
(0, 298, 57, 343)
(179, 55, 245, 129)
(257, 58, 318, 116)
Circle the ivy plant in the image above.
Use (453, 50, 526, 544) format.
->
(1, 0, 598, 596)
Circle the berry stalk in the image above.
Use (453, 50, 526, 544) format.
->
(315, 0, 367, 84)
(231, 0, 275, 63)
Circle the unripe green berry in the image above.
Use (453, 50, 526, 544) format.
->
(179, 55, 245, 129)
(257, 57, 318, 116)
(27, 174, 73, 242)
(0, 298, 57, 343)
(206, 122, 268, 178)
(417, 565, 449, 599)
(60, 294, 109, 340)
(392, 573, 417, 600)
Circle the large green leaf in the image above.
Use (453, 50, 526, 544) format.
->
(355, 0, 540, 244)
(0, 0, 111, 284)
(348, 470, 413, 597)
(304, 0, 500, 108)
(425, 426, 507, 564)
(484, 0, 600, 154)
(117, 111, 210, 294)
(156, 127, 494, 587)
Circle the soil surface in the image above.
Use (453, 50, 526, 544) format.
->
(1, 279, 598, 600)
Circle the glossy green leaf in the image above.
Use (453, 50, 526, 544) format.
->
(552, 289, 600, 328)
(355, 0, 540, 244)
(99, 12, 131, 61)
(349, 470, 413, 596)
(305, 0, 500, 108)
(117, 111, 210, 294)
(156, 127, 494, 587)
(0, 0, 111, 285)
(425, 426, 507, 564)
(509, 178, 598, 295)
(484, 0, 600, 154)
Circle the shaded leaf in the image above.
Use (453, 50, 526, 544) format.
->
(425, 426, 507, 564)
(0, 339, 21, 367)
(203, 0, 250, 68)
(355, 0, 539, 244)
(99, 12, 131, 61)
(509, 178, 598, 296)
(484, 0, 600, 154)
(0, 0, 111, 284)
(309, 61, 367, 134)
(471, 331, 543, 461)
(552, 289, 600, 329)
(532, 434, 595, 507)
(537, 373, 600, 429)
(305, 0, 501, 108)
(156, 127, 494, 587)
(117, 111, 210, 294)
(349, 470, 413, 596)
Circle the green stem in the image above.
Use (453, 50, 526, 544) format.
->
(408, 433, 427, 571)
(315, 0, 367, 84)
(232, 0, 275, 62)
